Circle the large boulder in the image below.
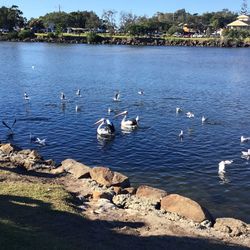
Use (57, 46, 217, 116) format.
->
(60, 159, 91, 179)
(90, 167, 130, 188)
(136, 185, 167, 203)
(160, 194, 213, 223)
(214, 218, 249, 236)
(0, 143, 19, 155)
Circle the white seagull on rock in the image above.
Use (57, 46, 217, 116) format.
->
(218, 160, 233, 174)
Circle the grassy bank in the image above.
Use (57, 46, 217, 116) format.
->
(0, 172, 81, 250)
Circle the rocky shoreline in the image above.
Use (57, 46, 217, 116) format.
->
(0, 142, 249, 249)
(1, 35, 250, 48)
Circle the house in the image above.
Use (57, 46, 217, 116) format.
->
(227, 15, 250, 30)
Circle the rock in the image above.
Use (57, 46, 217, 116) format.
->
(92, 190, 114, 201)
(90, 167, 130, 188)
(61, 159, 91, 179)
(112, 194, 130, 208)
(0, 143, 18, 155)
(120, 187, 137, 195)
(50, 166, 65, 175)
(28, 150, 43, 161)
(214, 218, 249, 236)
(112, 186, 121, 195)
(160, 194, 213, 223)
(136, 185, 167, 203)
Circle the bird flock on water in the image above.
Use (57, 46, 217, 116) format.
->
(1, 69, 249, 182)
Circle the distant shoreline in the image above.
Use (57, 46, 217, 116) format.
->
(1, 35, 250, 48)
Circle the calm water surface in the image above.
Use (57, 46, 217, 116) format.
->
(0, 42, 250, 222)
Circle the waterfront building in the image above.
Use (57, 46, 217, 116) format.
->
(227, 15, 250, 30)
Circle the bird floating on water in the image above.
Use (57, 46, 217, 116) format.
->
(2, 119, 16, 135)
(186, 112, 194, 118)
(31, 65, 35, 70)
(115, 111, 139, 130)
(94, 118, 115, 137)
(218, 160, 233, 174)
(241, 136, 250, 143)
(202, 116, 208, 123)
(60, 92, 66, 101)
(76, 89, 81, 96)
(75, 105, 81, 112)
(179, 130, 184, 140)
(241, 149, 250, 160)
(30, 133, 46, 145)
(113, 92, 120, 102)
(176, 107, 182, 113)
(24, 92, 30, 100)
(138, 90, 144, 95)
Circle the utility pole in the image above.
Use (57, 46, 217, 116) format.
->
(59, 4, 61, 13)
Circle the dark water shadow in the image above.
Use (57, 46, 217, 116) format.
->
(0, 194, 248, 250)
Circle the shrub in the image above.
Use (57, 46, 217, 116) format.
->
(7, 31, 19, 39)
(86, 32, 102, 43)
(18, 30, 35, 39)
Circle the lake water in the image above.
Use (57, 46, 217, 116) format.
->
(0, 42, 250, 223)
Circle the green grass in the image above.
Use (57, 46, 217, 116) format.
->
(0, 179, 83, 250)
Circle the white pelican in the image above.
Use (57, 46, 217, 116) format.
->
(60, 92, 66, 101)
(24, 92, 30, 100)
(186, 112, 194, 118)
(76, 89, 81, 96)
(202, 116, 208, 123)
(179, 130, 184, 140)
(94, 118, 115, 137)
(218, 160, 233, 174)
(115, 111, 139, 130)
(241, 136, 250, 143)
(176, 107, 182, 113)
(138, 90, 144, 95)
(113, 92, 120, 102)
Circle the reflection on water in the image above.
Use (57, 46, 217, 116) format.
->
(218, 172, 230, 184)
(0, 43, 250, 222)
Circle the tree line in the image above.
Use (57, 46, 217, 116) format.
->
(0, 5, 243, 36)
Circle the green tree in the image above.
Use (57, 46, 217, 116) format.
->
(102, 10, 117, 33)
(0, 5, 25, 30)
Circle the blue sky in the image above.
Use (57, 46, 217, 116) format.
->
(1, 0, 244, 19)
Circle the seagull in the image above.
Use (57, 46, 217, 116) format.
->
(35, 138, 46, 146)
(202, 116, 208, 123)
(76, 89, 81, 96)
(179, 130, 184, 140)
(176, 107, 182, 113)
(108, 107, 113, 114)
(2, 119, 16, 135)
(30, 133, 46, 145)
(241, 149, 250, 160)
(241, 136, 250, 143)
(31, 65, 35, 70)
(218, 160, 233, 174)
(113, 92, 120, 102)
(138, 90, 144, 95)
(75, 105, 81, 112)
(186, 112, 194, 118)
(24, 92, 30, 100)
(60, 92, 66, 101)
